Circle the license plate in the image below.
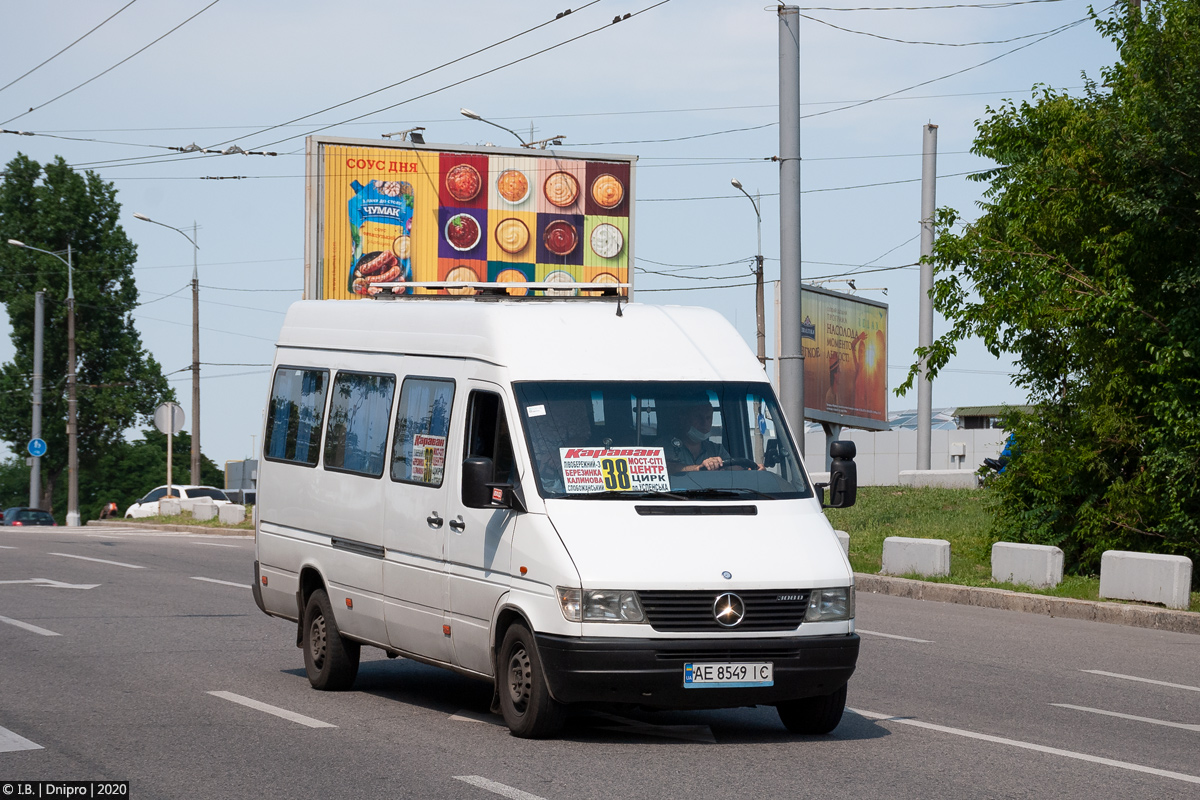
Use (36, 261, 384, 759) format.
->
(683, 662, 773, 688)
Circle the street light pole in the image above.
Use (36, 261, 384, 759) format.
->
(7, 239, 80, 525)
(731, 179, 766, 368)
(134, 213, 201, 485)
(460, 108, 564, 149)
(30, 290, 43, 508)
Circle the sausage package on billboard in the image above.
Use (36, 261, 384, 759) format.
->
(347, 179, 414, 296)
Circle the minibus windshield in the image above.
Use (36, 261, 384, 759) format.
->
(514, 381, 812, 500)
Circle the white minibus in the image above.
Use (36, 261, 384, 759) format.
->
(252, 294, 859, 738)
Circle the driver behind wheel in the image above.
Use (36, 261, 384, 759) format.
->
(666, 395, 747, 473)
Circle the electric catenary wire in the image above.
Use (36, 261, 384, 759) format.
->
(0, 0, 141, 96)
(2, 0, 225, 126)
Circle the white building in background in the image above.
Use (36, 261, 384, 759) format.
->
(804, 407, 1018, 486)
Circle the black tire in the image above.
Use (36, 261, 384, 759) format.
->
(776, 683, 848, 735)
(302, 588, 360, 691)
(497, 623, 566, 738)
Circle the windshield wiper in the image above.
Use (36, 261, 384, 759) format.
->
(672, 487, 772, 499)
(562, 490, 690, 500)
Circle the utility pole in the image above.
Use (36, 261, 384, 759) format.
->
(917, 123, 938, 471)
(778, 4, 805, 455)
(30, 290, 43, 508)
(66, 244, 79, 526)
(191, 222, 200, 486)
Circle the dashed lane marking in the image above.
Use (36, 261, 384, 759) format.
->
(1082, 670, 1200, 694)
(450, 709, 502, 725)
(856, 629, 933, 643)
(0, 725, 43, 752)
(191, 542, 242, 548)
(191, 576, 247, 588)
(852, 708, 1200, 786)
(453, 776, 549, 800)
(1051, 703, 1200, 732)
(49, 552, 145, 569)
(0, 614, 61, 637)
(207, 691, 336, 728)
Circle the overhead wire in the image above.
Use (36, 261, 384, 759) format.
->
(0, 0, 141, 96)
(204, 1, 604, 150)
(2, 0, 225, 126)
(799, 12, 1089, 45)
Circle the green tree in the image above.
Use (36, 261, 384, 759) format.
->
(0, 154, 173, 516)
(901, 1, 1200, 580)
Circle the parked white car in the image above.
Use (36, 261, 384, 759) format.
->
(124, 485, 232, 518)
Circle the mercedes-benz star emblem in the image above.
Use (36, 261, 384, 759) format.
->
(721, 571, 732, 580)
(713, 592, 745, 627)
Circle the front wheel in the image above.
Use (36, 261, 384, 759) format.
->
(497, 623, 566, 738)
(776, 684, 847, 735)
(302, 588, 360, 690)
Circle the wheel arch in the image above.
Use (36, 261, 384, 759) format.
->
(295, 564, 327, 647)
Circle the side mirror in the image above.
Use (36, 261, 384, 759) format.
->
(462, 456, 527, 512)
(820, 440, 857, 509)
(764, 439, 781, 468)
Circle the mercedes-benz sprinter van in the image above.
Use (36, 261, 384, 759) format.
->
(252, 294, 859, 738)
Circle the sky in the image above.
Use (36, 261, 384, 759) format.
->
(0, 0, 1122, 470)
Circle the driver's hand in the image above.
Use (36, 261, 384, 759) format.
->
(701, 456, 723, 471)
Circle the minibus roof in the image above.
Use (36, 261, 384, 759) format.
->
(275, 298, 767, 383)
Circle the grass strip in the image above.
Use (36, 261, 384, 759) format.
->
(825, 486, 1199, 613)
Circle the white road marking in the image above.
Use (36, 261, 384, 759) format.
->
(856, 629, 933, 643)
(450, 709, 502, 725)
(453, 776, 549, 800)
(0, 614, 61, 637)
(1082, 670, 1200, 694)
(0, 544, 17, 549)
(0, 578, 100, 589)
(207, 691, 336, 728)
(191, 576, 246, 588)
(852, 708, 1200, 785)
(192, 541, 241, 548)
(0, 725, 43, 752)
(1051, 703, 1200, 732)
(49, 552, 145, 569)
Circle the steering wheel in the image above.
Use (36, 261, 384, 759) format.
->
(701, 457, 759, 471)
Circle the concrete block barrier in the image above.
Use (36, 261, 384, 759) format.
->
(159, 498, 181, 517)
(191, 503, 217, 521)
(992, 542, 1064, 588)
(218, 504, 246, 525)
(834, 530, 849, 554)
(898, 470, 978, 490)
(180, 497, 214, 515)
(1099, 551, 1193, 610)
(882, 536, 951, 577)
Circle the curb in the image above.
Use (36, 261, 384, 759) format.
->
(87, 519, 251, 537)
(855, 573, 1200, 636)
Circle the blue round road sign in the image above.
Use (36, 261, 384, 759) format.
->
(27, 438, 47, 458)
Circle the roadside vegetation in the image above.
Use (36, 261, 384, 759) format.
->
(114, 509, 253, 531)
(825, 487, 1200, 613)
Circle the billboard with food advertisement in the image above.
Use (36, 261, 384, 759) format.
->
(775, 284, 889, 431)
(304, 136, 636, 299)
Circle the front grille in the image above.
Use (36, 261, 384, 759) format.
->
(638, 589, 811, 632)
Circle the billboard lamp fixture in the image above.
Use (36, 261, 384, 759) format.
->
(382, 126, 426, 141)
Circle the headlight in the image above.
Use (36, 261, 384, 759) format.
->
(805, 586, 854, 622)
(557, 587, 646, 623)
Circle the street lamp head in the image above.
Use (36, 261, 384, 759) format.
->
(460, 108, 482, 121)
(730, 178, 743, 190)
(7, 239, 26, 248)
(133, 213, 152, 222)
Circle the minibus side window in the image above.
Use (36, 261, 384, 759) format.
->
(323, 372, 396, 478)
(465, 391, 514, 485)
(264, 367, 329, 466)
(391, 377, 455, 487)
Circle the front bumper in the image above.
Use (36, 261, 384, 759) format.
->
(535, 632, 859, 708)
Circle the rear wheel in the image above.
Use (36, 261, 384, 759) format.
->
(498, 623, 566, 738)
(302, 588, 360, 690)
(776, 684, 847, 735)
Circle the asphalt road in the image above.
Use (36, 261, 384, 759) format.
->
(2, 525, 1197, 800)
